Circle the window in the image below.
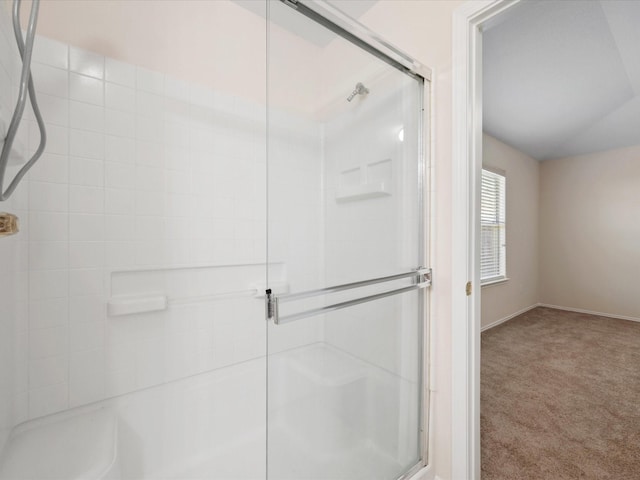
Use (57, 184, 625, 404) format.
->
(481, 168, 506, 284)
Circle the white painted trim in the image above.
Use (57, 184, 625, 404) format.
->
(480, 277, 510, 288)
(451, 1, 520, 479)
(480, 303, 540, 332)
(538, 304, 640, 324)
(407, 464, 436, 480)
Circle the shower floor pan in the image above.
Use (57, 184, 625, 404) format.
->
(0, 344, 418, 480)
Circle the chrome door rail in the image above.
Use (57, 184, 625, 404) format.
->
(267, 268, 431, 325)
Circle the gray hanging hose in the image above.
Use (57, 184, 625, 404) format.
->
(0, 0, 46, 201)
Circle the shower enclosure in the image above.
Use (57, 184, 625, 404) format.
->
(0, 1, 430, 479)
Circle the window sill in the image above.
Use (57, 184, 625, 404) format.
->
(481, 277, 509, 288)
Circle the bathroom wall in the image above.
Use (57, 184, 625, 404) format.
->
(17, 32, 323, 421)
(0, 0, 29, 450)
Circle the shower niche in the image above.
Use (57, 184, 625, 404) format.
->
(336, 158, 393, 202)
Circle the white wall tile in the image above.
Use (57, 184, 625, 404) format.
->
(29, 270, 68, 300)
(29, 212, 68, 241)
(69, 214, 105, 241)
(69, 46, 104, 79)
(104, 368, 135, 397)
(70, 268, 104, 296)
(106, 109, 135, 138)
(164, 77, 190, 102)
(32, 63, 68, 98)
(70, 129, 104, 159)
(105, 215, 135, 241)
(105, 162, 135, 189)
(69, 241, 104, 269)
(29, 181, 68, 212)
(105, 242, 136, 267)
(29, 153, 69, 184)
(29, 298, 68, 330)
(28, 383, 68, 418)
(36, 93, 69, 127)
(135, 116, 163, 143)
(135, 216, 164, 241)
(136, 67, 164, 95)
(105, 58, 135, 87)
(29, 241, 69, 270)
(70, 157, 104, 187)
(135, 166, 164, 191)
(32, 36, 68, 70)
(29, 355, 68, 389)
(70, 101, 104, 133)
(69, 350, 105, 407)
(70, 185, 104, 214)
(105, 188, 135, 214)
(70, 73, 103, 106)
(30, 326, 68, 359)
(31, 123, 68, 156)
(105, 82, 135, 112)
(135, 191, 164, 216)
(136, 91, 164, 117)
(135, 141, 163, 168)
(135, 336, 164, 388)
(70, 295, 105, 324)
(70, 322, 104, 352)
(105, 135, 135, 164)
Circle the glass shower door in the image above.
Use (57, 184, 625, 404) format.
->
(266, 1, 429, 479)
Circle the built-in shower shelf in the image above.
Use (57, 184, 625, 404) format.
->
(336, 182, 391, 202)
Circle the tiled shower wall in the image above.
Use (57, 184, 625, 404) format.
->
(8, 33, 323, 421)
(0, 3, 26, 447)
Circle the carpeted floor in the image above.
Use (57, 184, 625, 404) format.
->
(481, 306, 640, 479)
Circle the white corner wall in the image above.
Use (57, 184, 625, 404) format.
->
(481, 134, 539, 329)
(539, 144, 640, 320)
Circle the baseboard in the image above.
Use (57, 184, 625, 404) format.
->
(481, 303, 540, 332)
(538, 304, 640, 324)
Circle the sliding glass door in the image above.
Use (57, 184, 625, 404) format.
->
(265, 1, 429, 478)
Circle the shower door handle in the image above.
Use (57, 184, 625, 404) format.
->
(266, 267, 431, 325)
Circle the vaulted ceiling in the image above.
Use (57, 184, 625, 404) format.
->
(483, 0, 640, 161)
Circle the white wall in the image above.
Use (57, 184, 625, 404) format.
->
(539, 144, 640, 319)
(481, 134, 539, 328)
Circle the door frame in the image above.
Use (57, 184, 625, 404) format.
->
(451, 1, 520, 479)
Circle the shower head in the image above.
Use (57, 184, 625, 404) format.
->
(347, 82, 369, 102)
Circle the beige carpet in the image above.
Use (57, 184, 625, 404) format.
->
(481, 306, 640, 479)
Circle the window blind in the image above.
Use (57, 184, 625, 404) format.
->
(481, 169, 506, 283)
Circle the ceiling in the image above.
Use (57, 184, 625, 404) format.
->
(483, 0, 640, 161)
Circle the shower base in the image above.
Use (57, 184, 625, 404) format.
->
(0, 344, 419, 480)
